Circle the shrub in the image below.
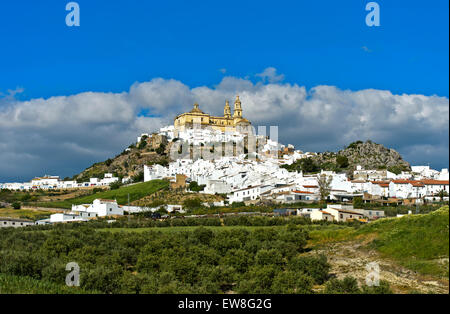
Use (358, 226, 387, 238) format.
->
(12, 201, 21, 210)
(324, 276, 361, 294)
(353, 197, 364, 208)
(109, 181, 123, 190)
(183, 198, 202, 210)
(336, 155, 349, 168)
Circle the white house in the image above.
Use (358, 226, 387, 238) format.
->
(203, 179, 232, 194)
(325, 205, 366, 222)
(228, 185, 273, 203)
(310, 210, 335, 222)
(72, 199, 124, 217)
(50, 213, 86, 223)
(369, 181, 390, 197)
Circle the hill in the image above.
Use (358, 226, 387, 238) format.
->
(72, 134, 171, 182)
(283, 140, 411, 175)
(359, 205, 449, 277)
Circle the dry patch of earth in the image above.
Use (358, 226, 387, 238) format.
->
(309, 238, 449, 294)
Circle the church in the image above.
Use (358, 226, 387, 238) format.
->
(174, 96, 252, 133)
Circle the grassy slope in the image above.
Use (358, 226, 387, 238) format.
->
(359, 206, 449, 277)
(35, 180, 169, 209)
(0, 208, 56, 220)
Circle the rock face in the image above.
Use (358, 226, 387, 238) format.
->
(315, 140, 411, 174)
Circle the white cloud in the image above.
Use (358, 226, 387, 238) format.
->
(256, 67, 285, 83)
(0, 69, 448, 181)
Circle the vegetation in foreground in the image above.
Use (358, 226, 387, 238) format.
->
(0, 274, 95, 294)
(0, 207, 447, 294)
(0, 216, 390, 295)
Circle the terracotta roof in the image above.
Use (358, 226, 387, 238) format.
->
(392, 179, 448, 186)
(302, 185, 318, 188)
(420, 180, 449, 185)
(371, 181, 390, 185)
(293, 190, 315, 194)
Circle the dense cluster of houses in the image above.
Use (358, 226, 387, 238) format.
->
(144, 127, 449, 205)
(0, 173, 120, 191)
(1, 124, 448, 229)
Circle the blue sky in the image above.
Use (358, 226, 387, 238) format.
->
(0, 0, 448, 181)
(1, 0, 448, 98)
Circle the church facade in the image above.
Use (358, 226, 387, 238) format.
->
(174, 96, 251, 133)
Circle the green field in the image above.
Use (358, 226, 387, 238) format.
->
(0, 208, 56, 220)
(34, 180, 169, 209)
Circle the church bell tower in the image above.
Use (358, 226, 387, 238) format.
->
(224, 100, 231, 118)
(233, 95, 242, 118)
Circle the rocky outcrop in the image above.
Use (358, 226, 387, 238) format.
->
(314, 140, 411, 174)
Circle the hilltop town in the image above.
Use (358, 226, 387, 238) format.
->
(0, 96, 448, 226)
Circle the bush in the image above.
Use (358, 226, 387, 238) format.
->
(183, 198, 203, 210)
(132, 172, 144, 183)
(12, 201, 21, 210)
(324, 276, 361, 294)
(336, 155, 349, 168)
(188, 181, 205, 192)
(288, 254, 330, 284)
(109, 181, 123, 190)
(353, 197, 364, 208)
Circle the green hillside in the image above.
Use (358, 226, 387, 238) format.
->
(36, 180, 169, 209)
(359, 206, 449, 276)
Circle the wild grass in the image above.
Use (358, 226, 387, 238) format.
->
(0, 274, 96, 294)
(0, 208, 55, 220)
(358, 206, 449, 277)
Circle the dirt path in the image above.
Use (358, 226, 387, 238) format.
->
(311, 239, 449, 294)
